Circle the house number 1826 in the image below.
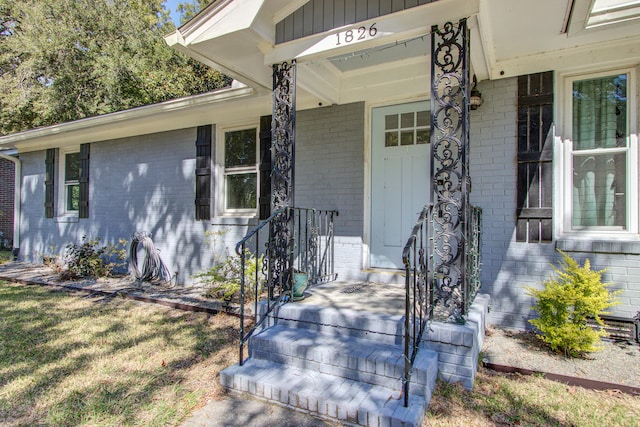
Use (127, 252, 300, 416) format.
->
(335, 23, 378, 46)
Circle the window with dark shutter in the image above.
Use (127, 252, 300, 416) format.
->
(45, 148, 56, 218)
(259, 115, 272, 220)
(78, 143, 90, 219)
(195, 125, 212, 220)
(516, 71, 554, 242)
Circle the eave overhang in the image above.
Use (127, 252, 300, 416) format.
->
(0, 86, 261, 153)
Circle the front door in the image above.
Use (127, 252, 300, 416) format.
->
(371, 101, 430, 269)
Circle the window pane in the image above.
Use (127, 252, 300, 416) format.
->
(401, 112, 414, 128)
(400, 131, 414, 146)
(385, 131, 398, 147)
(572, 152, 626, 227)
(66, 184, 79, 211)
(416, 129, 430, 144)
(573, 74, 627, 150)
(225, 129, 256, 168)
(65, 152, 80, 181)
(416, 111, 429, 127)
(226, 173, 257, 210)
(385, 114, 398, 130)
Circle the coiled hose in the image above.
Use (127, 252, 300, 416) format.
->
(129, 232, 172, 284)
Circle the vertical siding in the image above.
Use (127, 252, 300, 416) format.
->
(276, 0, 438, 43)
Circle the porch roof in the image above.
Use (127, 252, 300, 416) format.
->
(166, 0, 640, 106)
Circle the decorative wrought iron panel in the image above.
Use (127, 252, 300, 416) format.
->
(268, 61, 297, 296)
(430, 19, 470, 322)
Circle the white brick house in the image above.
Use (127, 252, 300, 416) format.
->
(1, 1, 640, 423)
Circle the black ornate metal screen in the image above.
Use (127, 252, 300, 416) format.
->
(266, 60, 297, 297)
(430, 19, 471, 321)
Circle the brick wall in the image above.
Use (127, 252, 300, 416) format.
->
(295, 102, 366, 280)
(0, 157, 15, 247)
(16, 103, 368, 284)
(470, 77, 640, 327)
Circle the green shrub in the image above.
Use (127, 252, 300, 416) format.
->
(525, 251, 621, 357)
(194, 250, 264, 301)
(193, 229, 265, 302)
(62, 235, 127, 278)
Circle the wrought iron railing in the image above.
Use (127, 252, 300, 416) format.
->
(401, 203, 482, 406)
(235, 206, 338, 365)
(465, 205, 483, 314)
(401, 204, 434, 407)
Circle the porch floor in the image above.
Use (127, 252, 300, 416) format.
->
(298, 280, 406, 316)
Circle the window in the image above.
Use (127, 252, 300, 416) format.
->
(57, 147, 80, 216)
(64, 151, 80, 212)
(384, 110, 430, 147)
(223, 127, 258, 213)
(52, 144, 89, 220)
(565, 69, 637, 233)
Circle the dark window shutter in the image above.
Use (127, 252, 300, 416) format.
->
(195, 125, 212, 220)
(516, 71, 553, 242)
(259, 115, 272, 220)
(44, 148, 56, 218)
(78, 143, 90, 219)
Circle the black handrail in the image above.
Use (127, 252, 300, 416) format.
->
(236, 206, 338, 366)
(401, 203, 433, 407)
(400, 203, 482, 407)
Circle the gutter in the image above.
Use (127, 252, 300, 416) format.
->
(0, 151, 21, 260)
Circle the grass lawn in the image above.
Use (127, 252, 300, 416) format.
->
(0, 280, 238, 426)
(1, 279, 639, 427)
(426, 369, 640, 427)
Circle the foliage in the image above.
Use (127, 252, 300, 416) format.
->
(62, 235, 127, 278)
(525, 251, 621, 357)
(193, 229, 265, 302)
(0, 0, 231, 135)
(195, 250, 264, 301)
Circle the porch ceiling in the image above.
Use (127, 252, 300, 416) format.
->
(166, 0, 640, 106)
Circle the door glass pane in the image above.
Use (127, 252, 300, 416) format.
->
(572, 152, 626, 227)
(401, 112, 414, 128)
(385, 131, 398, 147)
(573, 74, 627, 150)
(385, 114, 398, 130)
(225, 129, 256, 167)
(400, 131, 414, 146)
(227, 173, 257, 209)
(416, 129, 430, 144)
(416, 111, 429, 127)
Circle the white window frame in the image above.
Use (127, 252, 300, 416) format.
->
(560, 67, 639, 237)
(215, 122, 259, 217)
(57, 145, 80, 219)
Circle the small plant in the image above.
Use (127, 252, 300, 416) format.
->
(62, 235, 127, 279)
(193, 229, 265, 302)
(194, 250, 264, 301)
(525, 250, 621, 357)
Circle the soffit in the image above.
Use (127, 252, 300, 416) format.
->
(169, 0, 640, 104)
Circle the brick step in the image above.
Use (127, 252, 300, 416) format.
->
(220, 358, 427, 427)
(249, 324, 438, 398)
(261, 302, 405, 345)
